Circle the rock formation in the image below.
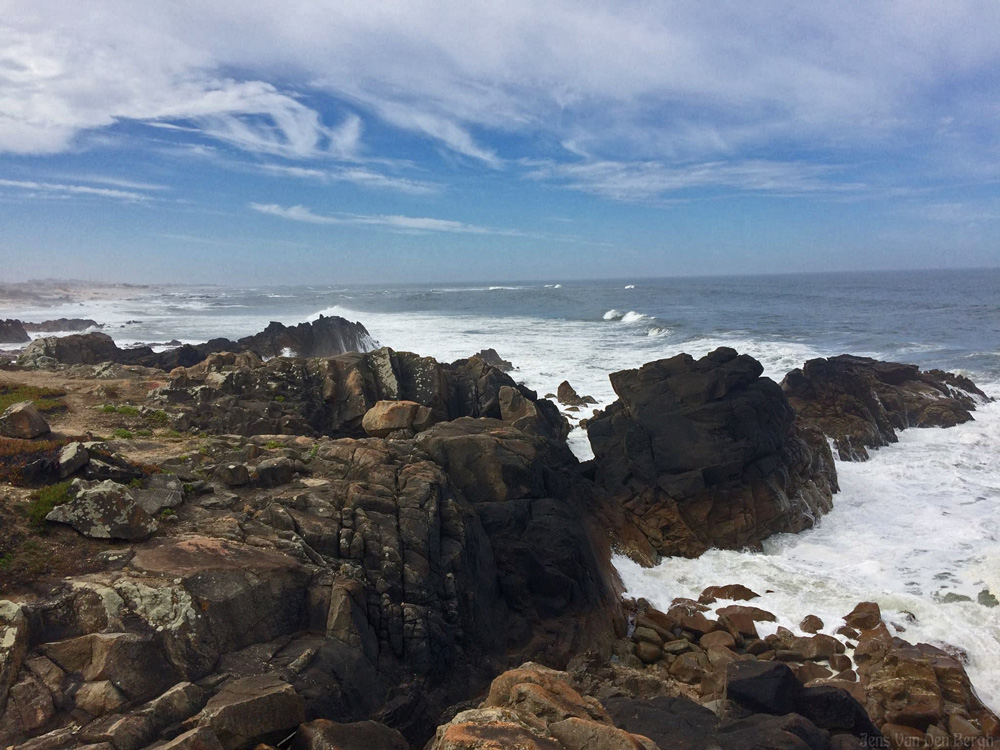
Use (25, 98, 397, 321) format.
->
(154, 348, 569, 441)
(0, 319, 30, 344)
(0, 401, 51, 439)
(782, 355, 991, 460)
(587, 348, 837, 558)
(23, 318, 101, 333)
(16, 316, 376, 371)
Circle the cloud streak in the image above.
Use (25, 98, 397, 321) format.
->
(0, 178, 152, 201)
(250, 202, 532, 236)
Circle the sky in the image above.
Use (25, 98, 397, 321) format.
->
(1, 1, 999, 284)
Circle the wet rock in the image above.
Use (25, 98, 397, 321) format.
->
(700, 584, 760, 603)
(23, 318, 100, 333)
(475, 348, 513, 372)
(725, 661, 801, 715)
(0, 318, 30, 344)
(588, 348, 837, 557)
(843, 602, 881, 632)
(556, 381, 595, 407)
(800, 615, 824, 634)
(45, 480, 158, 541)
(0, 401, 50, 439)
(782, 355, 991, 460)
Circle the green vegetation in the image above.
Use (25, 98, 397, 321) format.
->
(0, 382, 66, 414)
(0, 437, 71, 484)
(101, 404, 118, 413)
(118, 405, 140, 416)
(144, 410, 169, 427)
(264, 440, 282, 449)
(27, 480, 73, 530)
(159, 508, 176, 519)
(274, 395, 285, 402)
(136, 428, 153, 437)
(112, 428, 134, 439)
(128, 478, 144, 488)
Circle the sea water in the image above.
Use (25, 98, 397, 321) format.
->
(3, 268, 999, 704)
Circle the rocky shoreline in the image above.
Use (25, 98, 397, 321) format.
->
(0, 327, 993, 749)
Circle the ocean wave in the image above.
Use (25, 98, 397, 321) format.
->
(602, 309, 623, 320)
(624, 284, 635, 289)
(620, 310, 650, 324)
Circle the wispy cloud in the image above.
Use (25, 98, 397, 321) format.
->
(522, 159, 866, 201)
(0, 178, 152, 201)
(250, 202, 530, 236)
(258, 164, 441, 195)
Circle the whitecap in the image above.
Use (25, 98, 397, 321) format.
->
(603, 309, 624, 320)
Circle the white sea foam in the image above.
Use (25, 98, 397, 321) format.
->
(625, 284, 636, 289)
(603, 309, 623, 320)
(620, 311, 650, 324)
(617, 390, 1000, 709)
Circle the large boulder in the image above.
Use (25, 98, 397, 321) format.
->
(196, 674, 306, 750)
(18, 332, 120, 367)
(587, 348, 837, 558)
(0, 319, 30, 344)
(782, 355, 991, 460)
(45, 479, 158, 541)
(0, 401, 50, 439)
(236, 315, 377, 359)
(23, 318, 100, 333)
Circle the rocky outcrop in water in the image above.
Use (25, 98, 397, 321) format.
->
(782, 355, 991, 460)
(23, 318, 101, 333)
(0, 319, 30, 344)
(587, 347, 837, 558)
(16, 316, 376, 371)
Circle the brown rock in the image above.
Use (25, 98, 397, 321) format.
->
(844, 602, 882, 631)
(197, 674, 306, 750)
(830, 654, 852, 673)
(800, 615, 824, 634)
(717, 605, 776, 622)
(635, 641, 662, 664)
(699, 584, 759, 603)
(548, 717, 656, 750)
(362, 400, 424, 438)
(699, 631, 736, 651)
(293, 719, 409, 750)
(880, 723, 925, 750)
(668, 654, 704, 684)
(0, 401, 50, 439)
(159, 727, 225, 750)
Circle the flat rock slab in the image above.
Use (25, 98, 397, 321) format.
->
(198, 674, 305, 750)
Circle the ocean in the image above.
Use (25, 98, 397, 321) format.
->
(3, 267, 1000, 704)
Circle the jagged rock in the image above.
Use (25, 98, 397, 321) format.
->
(238, 315, 377, 359)
(0, 401, 50, 439)
(196, 674, 306, 750)
(23, 318, 100, 333)
(155, 348, 566, 442)
(556, 381, 596, 407)
(159, 727, 225, 750)
(0, 601, 28, 718)
(699, 584, 759, 603)
(293, 719, 409, 750)
(782, 355, 991, 460)
(58, 442, 89, 478)
(45, 480, 158, 541)
(475, 348, 513, 372)
(588, 348, 838, 557)
(18, 332, 120, 367)
(0, 318, 30, 344)
(216, 463, 250, 487)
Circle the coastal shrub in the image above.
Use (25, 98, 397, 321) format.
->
(136, 428, 153, 437)
(112, 428, 133, 439)
(160, 508, 176, 519)
(117, 405, 140, 416)
(27, 480, 73, 530)
(0, 437, 70, 485)
(101, 404, 118, 413)
(0, 382, 66, 414)
(144, 410, 169, 427)
(265, 440, 282, 449)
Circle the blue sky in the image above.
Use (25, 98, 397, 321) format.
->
(1, 1, 999, 283)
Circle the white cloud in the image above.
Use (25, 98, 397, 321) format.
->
(2, 1, 1000, 186)
(258, 164, 440, 195)
(249, 202, 530, 236)
(523, 159, 865, 201)
(0, 178, 152, 201)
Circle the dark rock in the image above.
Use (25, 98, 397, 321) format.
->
(237, 315, 376, 359)
(23, 319, 101, 333)
(196, 674, 305, 750)
(0, 401, 50, 439)
(294, 719, 409, 750)
(588, 348, 837, 557)
(255, 457, 296, 486)
(0, 319, 30, 344)
(57, 442, 89, 478)
(725, 661, 801, 715)
(474, 348, 513, 372)
(556, 381, 595, 407)
(782, 355, 991, 460)
(18, 332, 120, 367)
(215, 463, 250, 487)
